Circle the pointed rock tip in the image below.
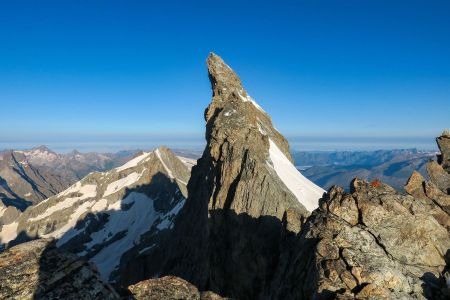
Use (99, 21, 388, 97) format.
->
(154, 146, 175, 157)
(206, 52, 242, 89)
(207, 52, 220, 61)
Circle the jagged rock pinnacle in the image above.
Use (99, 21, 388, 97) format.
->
(207, 52, 243, 92)
(163, 53, 325, 298)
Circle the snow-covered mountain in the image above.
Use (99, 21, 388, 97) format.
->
(0, 146, 191, 283)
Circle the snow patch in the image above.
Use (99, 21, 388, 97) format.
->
(86, 192, 160, 280)
(91, 198, 108, 213)
(0, 222, 18, 244)
(52, 200, 96, 246)
(267, 139, 324, 212)
(157, 199, 185, 231)
(257, 122, 267, 135)
(177, 156, 197, 170)
(239, 93, 265, 112)
(115, 152, 149, 172)
(30, 184, 97, 221)
(224, 109, 236, 117)
(139, 244, 156, 255)
(103, 172, 142, 197)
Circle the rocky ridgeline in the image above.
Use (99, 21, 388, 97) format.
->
(0, 54, 448, 300)
(0, 146, 138, 214)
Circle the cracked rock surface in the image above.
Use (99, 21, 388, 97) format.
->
(271, 132, 450, 299)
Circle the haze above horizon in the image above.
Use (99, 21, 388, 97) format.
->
(0, 1, 449, 151)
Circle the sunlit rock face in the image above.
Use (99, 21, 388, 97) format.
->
(269, 131, 450, 300)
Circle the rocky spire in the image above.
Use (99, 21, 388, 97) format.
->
(162, 53, 324, 298)
(204, 52, 293, 162)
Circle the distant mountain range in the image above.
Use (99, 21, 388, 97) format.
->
(0, 146, 140, 212)
(293, 149, 436, 191)
(1, 145, 436, 216)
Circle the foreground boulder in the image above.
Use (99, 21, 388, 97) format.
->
(128, 276, 226, 300)
(271, 178, 450, 299)
(0, 239, 119, 299)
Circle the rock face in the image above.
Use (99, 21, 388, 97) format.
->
(0, 147, 190, 285)
(270, 179, 450, 299)
(0, 239, 119, 299)
(162, 53, 324, 299)
(269, 131, 450, 299)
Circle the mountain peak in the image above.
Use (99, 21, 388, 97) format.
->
(32, 145, 54, 153)
(206, 52, 243, 93)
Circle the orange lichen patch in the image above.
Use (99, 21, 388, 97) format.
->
(370, 179, 382, 188)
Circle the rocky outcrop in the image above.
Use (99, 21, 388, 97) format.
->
(437, 130, 450, 172)
(161, 53, 324, 299)
(268, 130, 450, 299)
(0, 147, 190, 285)
(128, 276, 226, 300)
(0, 238, 119, 299)
(271, 178, 450, 299)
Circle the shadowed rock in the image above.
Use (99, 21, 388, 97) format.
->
(0, 239, 119, 299)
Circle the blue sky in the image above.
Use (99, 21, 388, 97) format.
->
(0, 1, 449, 151)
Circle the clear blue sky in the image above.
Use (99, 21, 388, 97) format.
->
(0, 1, 449, 151)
